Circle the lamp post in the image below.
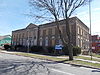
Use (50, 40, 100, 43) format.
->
(89, 0, 92, 60)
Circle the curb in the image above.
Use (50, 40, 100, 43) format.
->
(64, 62, 100, 70)
(0, 51, 100, 70)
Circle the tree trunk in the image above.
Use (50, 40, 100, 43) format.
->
(55, 17, 73, 60)
(68, 41, 73, 60)
(65, 18, 73, 60)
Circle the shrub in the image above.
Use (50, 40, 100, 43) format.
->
(62, 46, 69, 55)
(14, 45, 26, 52)
(82, 50, 89, 55)
(46, 46, 54, 53)
(30, 46, 43, 52)
(62, 46, 81, 56)
(4, 44, 11, 50)
(73, 46, 81, 56)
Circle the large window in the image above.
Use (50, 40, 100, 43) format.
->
(43, 29, 46, 36)
(40, 37, 42, 46)
(78, 38, 81, 47)
(48, 28, 52, 35)
(51, 36, 55, 46)
(45, 37, 48, 46)
(81, 29, 83, 35)
(78, 27, 80, 34)
(59, 39, 62, 45)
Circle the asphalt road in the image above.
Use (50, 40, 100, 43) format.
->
(0, 52, 100, 75)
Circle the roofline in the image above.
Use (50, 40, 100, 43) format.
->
(75, 17, 89, 30)
(39, 17, 75, 27)
(12, 17, 89, 32)
(12, 23, 38, 32)
(12, 28, 26, 32)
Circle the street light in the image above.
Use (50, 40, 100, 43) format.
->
(89, 0, 92, 60)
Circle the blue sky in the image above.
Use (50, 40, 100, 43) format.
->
(0, 0, 33, 35)
(0, 0, 100, 36)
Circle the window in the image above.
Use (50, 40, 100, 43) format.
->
(46, 29, 48, 35)
(81, 40, 82, 47)
(78, 38, 81, 47)
(62, 26, 66, 34)
(59, 39, 62, 45)
(78, 27, 80, 34)
(16, 34, 18, 39)
(20, 39, 22, 45)
(81, 29, 83, 35)
(43, 29, 46, 36)
(52, 28, 55, 35)
(97, 44, 100, 47)
(34, 36, 36, 39)
(51, 39, 55, 46)
(34, 38, 37, 45)
(45, 37, 48, 46)
(52, 36, 55, 39)
(51, 36, 55, 46)
(49, 28, 52, 35)
(79, 27, 81, 35)
(40, 37, 42, 46)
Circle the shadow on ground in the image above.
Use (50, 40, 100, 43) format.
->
(92, 69, 100, 72)
(0, 58, 60, 75)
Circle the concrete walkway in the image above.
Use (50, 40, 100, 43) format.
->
(80, 55, 100, 60)
(75, 58, 100, 64)
(57, 55, 100, 64)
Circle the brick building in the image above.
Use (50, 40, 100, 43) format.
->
(91, 35, 100, 53)
(12, 17, 89, 51)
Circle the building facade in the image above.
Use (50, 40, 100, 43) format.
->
(12, 17, 89, 51)
(0, 35, 11, 46)
(91, 35, 100, 53)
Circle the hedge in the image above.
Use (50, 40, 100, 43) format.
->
(62, 46, 81, 56)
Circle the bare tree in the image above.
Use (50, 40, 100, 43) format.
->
(29, 0, 92, 60)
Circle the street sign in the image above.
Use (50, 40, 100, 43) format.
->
(55, 45, 63, 50)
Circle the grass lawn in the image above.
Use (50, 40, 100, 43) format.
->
(83, 53, 100, 58)
(75, 56, 100, 62)
(65, 60, 100, 68)
(14, 52, 68, 61)
(92, 53, 100, 58)
(13, 52, 100, 68)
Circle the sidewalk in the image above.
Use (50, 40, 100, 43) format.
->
(56, 55, 100, 64)
(75, 58, 100, 64)
(80, 55, 100, 60)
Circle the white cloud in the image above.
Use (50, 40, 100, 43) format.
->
(93, 8, 100, 11)
(77, 11, 87, 16)
(91, 21, 100, 35)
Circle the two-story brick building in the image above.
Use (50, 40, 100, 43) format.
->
(92, 35, 100, 53)
(12, 17, 89, 51)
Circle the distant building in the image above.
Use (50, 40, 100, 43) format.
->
(91, 35, 100, 53)
(0, 35, 11, 46)
(12, 17, 89, 51)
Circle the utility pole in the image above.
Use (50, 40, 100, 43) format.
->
(89, 0, 92, 60)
